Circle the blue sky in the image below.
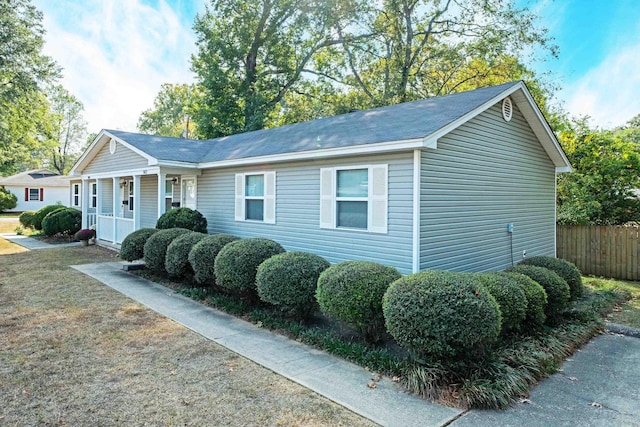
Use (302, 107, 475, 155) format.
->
(33, 0, 640, 133)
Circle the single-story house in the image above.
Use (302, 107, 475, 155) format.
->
(0, 168, 70, 212)
(68, 81, 571, 275)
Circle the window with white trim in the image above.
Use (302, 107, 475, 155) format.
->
(72, 183, 81, 207)
(28, 188, 40, 201)
(91, 183, 97, 208)
(235, 171, 276, 224)
(320, 165, 388, 233)
(128, 180, 134, 211)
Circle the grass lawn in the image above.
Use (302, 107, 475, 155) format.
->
(584, 276, 640, 329)
(0, 246, 375, 426)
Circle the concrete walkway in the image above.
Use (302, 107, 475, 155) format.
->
(1, 233, 81, 249)
(68, 257, 640, 427)
(72, 262, 462, 427)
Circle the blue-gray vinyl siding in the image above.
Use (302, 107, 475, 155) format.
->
(140, 174, 158, 228)
(100, 179, 113, 214)
(83, 141, 148, 175)
(419, 102, 556, 272)
(197, 152, 415, 274)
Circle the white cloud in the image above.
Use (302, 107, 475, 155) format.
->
(34, 0, 198, 134)
(562, 42, 640, 129)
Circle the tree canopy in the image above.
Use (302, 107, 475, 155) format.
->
(47, 85, 88, 174)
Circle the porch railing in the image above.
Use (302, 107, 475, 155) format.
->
(97, 214, 134, 244)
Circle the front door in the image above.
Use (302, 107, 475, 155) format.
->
(181, 177, 196, 209)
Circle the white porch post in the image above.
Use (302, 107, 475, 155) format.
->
(157, 173, 166, 219)
(112, 177, 119, 243)
(133, 175, 141, 230)
(96, 179, 103, 216)
(81, 178, 89, 229)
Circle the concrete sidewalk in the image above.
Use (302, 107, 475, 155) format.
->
(72, 262, 462, 427)
(72, 261, 640, 427)
(1, 234, 81, 249)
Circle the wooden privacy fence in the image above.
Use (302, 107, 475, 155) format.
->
(556, 225, 640, 281)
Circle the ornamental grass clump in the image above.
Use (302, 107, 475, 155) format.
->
(120, 228, 159, 261)
(156, 207, 208, 233)
(165, 231, 208, 278)
(214, 238, 285, 297)
(519, 256, 584, 300)
(188, 234, 240, 286)
(316, 261, 401, 343)
(256, 252, 330, 319)
(143, 228, 191, 273)
(383, 270, 501, 361)
(476, 273, 527, 333)
(506, 265, 570, 324)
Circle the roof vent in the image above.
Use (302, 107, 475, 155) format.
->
(502, 97, 513, 122)
(109, 138, 117, 154)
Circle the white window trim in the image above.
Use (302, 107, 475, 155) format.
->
(235, 171, 276, 224)
(91, 182, 97, 208)
(320, 164, 388, 234)
(72, 183, 81, 207)
(28, 188, 40, 201)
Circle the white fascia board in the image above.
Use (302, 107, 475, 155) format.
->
(424, 81, 572, 172)
(197, 137, 428, 169)
(151, 160, 202, 170)
(68, 129, 110, 175)
(80, 167, 161, 180)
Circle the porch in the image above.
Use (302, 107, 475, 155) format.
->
(77, 171, 198, 245)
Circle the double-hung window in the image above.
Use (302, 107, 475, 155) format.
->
(320, 165, 388, 233)
(72, 183, 81, 207)
(235, 171, 276, 224)
(27, 188, 41, 201)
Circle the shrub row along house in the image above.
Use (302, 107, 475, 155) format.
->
(67, 81, 571, 274)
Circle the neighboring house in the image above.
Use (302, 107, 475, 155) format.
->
(0, 169, 70, 212)
(68, 81, 571, 274)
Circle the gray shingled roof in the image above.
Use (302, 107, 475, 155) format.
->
(110, 81, 519, 164)
(0, 169, 68, 187)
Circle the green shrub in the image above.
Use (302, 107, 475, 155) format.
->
(156, 207, 208, 233)
(214, 238, 285, 296)
(256, 252, 330, 318)
(32, 204, 64, 230)
(18, 210, 35, 228)
(496, 272, 547, 327)
(120, 228, 159, 261)
(188, 234, 240, 286)
(382, 270, 501, 360)
(41, 208, 82, 236)
(316, 261, 401, 343)
(476, 273, 527, 332)
(165, 231, 208, 278)
(0, 187, 17, 211)
(520, 256, 584, 300)
(505, 265, 570, 322)
(143, 228, 191, 273)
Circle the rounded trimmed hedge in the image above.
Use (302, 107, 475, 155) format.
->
(476, 273, 527, 332)
(214, 238, 285, 296)
(520, 255, 583, 300)
(32, 204, 65, 230)
(19, 211, 35, 228)
(383, 270, 501, 360)
(188, 234, 240, 286)
(143, 228, 191, 273)
(316, 261, 401, 342)
(156, 208, 208, 233)
(41, 207, 82, 236)
(496, 272, 548, 327)
(256, 252, 330, 318)
(120, 228, 159, 261)
(165, 231, 208, 278)
(506, 265, 570, 322)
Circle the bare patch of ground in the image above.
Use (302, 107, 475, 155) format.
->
(0, 246, 376, 426)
